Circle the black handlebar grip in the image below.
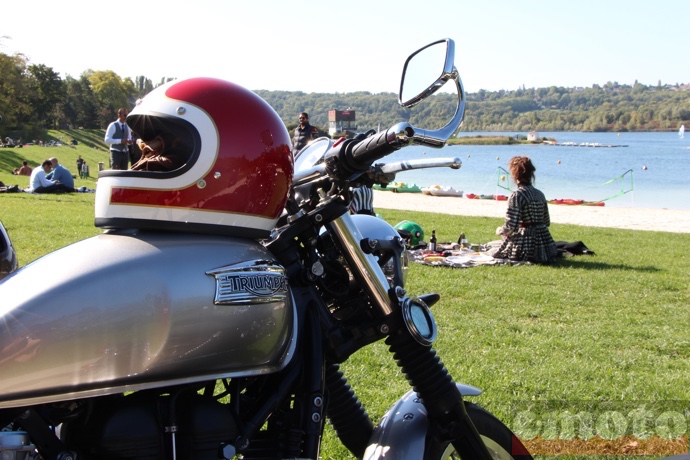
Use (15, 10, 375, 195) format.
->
(349, 129, 397, 167)
(341, 125, 415, 176)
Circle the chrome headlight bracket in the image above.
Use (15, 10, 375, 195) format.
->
(350, 214, 408, 289)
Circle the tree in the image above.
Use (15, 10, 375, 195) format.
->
(134, 76, 154, 98)
(87, 70, 137, 128)
(26, 64, 65, 129)
(0, 53, 27, 131)
(61, 75, 100, 129)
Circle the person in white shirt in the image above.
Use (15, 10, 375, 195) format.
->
(104, 108, 132, 170)
(29, 160, 73, 194)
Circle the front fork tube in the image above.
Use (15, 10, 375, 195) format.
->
(385, 320, 493, 460)
(326, 213, 394, 317)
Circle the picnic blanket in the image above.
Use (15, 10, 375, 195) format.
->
(411, 240, 595, 268)
(410, 241, 508, 268)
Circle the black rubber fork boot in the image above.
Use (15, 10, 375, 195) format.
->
(385, 329, 493, 460)
(324, 363, 374, 458)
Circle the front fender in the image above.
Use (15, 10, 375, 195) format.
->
(363, 383, 482, 459)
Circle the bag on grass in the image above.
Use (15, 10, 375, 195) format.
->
(555, 241, 595, 257)
(0, 185, 20, 193)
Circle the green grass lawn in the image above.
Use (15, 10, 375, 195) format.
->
(332, 210, 690, 459)
(1, 155, 689, 458)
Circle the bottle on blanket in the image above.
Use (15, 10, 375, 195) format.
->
(458, 232, 468, 249)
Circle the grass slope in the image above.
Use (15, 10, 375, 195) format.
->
(0, 129, 107, 191)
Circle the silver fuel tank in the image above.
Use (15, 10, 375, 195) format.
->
(0, 231, 295, 408)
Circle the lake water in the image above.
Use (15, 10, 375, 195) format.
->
(381, 131, 690, 210)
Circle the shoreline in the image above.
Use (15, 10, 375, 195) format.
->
(373, 190, 690, 234)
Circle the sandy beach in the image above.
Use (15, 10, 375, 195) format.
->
(373, 190, 690, 234)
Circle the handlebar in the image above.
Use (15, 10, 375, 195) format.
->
(349, 124, 415, 165)
(326, 123, 415, 179)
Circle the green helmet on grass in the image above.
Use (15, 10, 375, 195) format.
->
(394, 220, 424, 246)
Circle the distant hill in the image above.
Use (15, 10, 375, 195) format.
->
(257, 82, 690, 134)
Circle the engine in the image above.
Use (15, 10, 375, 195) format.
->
(2, 390, 239, 460)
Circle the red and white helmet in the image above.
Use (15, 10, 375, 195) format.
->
(95, 77, 293, 237)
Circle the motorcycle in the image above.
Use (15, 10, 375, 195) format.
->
(0, 39, 532, 459)
(0, 221, 18, 280)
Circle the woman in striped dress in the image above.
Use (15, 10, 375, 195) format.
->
(493, 156, 557, 264)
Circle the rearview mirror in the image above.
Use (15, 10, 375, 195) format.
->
(396, 38, 466, 147)
(399, 39, 455, 108)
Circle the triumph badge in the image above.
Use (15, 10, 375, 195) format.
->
(206, 260, 288, 305)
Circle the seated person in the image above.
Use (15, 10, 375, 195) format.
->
(18, 161, 32, 176)
(45, 157, 75, 191)
(29, 160, 74, 194)
(493, 156, 557, 264)
(130, 132, 189, 172)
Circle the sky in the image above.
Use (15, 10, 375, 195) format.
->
(2, 0, 689, 95)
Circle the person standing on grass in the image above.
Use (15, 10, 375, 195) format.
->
(104, 108, 132, 170)
(493, 155, 557, 264)
(76, 156, 84, 176)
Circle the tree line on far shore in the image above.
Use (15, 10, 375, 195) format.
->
(1, 49, 688, 141)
